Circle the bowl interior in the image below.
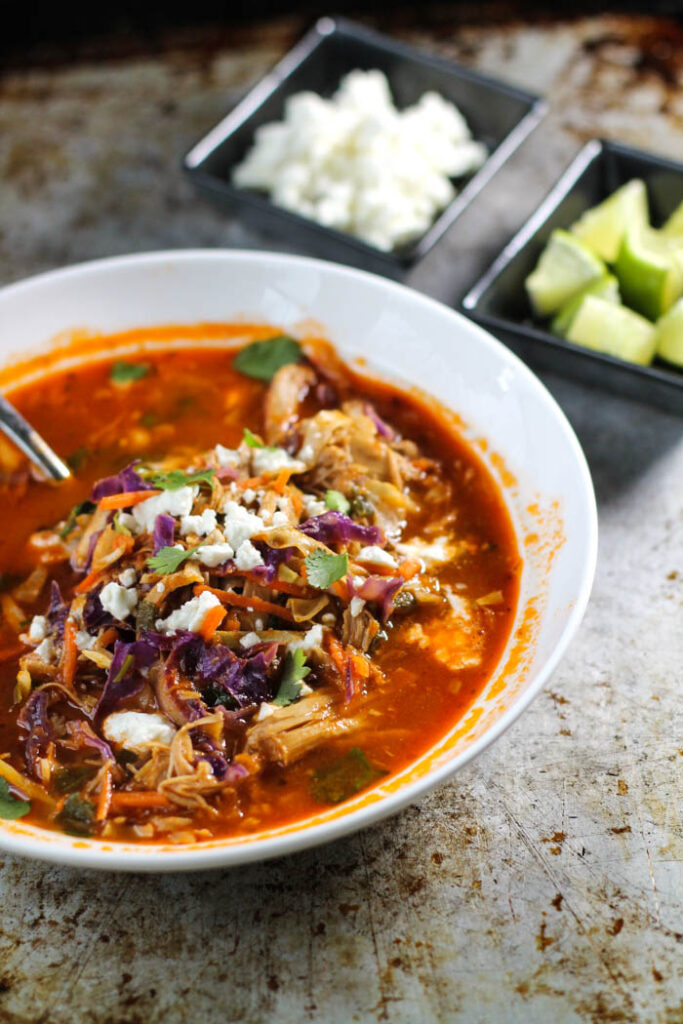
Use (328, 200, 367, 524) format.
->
(0, 251, 596, 870)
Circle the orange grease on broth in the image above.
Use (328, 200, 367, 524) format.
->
(0, 325, 521, 842)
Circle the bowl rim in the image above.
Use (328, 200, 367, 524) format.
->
(182, 15, 548, 269)
(0, 249, 598, 872)
(461, 137, 683, 399)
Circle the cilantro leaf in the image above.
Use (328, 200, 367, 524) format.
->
(305, 550, 349, 590)
(53, 765, 98, 795)
(324, 489, 350, 514)
(312, 748, 385, 805)
(233, 336, 302, 381)
(55, 793, 96, 836)
(202, 685, 239, 710)
(112, 510, 132, 536)
(147, 468, 215, 491)
(0, 777, 31, 820)
(272, 649, 311, 707)
(59, 500, 96, 539)
(110, 361, 149, 384)
(243, 428, 267, 449)
(146, 544, 203, 575)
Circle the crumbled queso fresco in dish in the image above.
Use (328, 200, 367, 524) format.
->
(231, 69, 487, 252)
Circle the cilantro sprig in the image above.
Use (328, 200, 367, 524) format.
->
(146, 468, 215, 491)
(56, 793, 96, 836)
(324, 490, 350, 514)
(242, 428, 276, 451)
(305, 550, 349, 590)
(147, 544, 204, 575)
(233, 336, 302, 381)
(110, 361, 149, 384)
(312, 748, 385, 805)
(272, 649, 311, 707)
(0, 777, 31, 820)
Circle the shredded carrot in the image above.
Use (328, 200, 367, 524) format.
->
(96, 764, 113, 821)
(109, 791, 174, 812)
(288, 488, 303, 518)
(74, 567, 103, 595)
(398, 558, 421, 581)
(61, 619, 78, 690)
(194, 584, 294, 622)
(327, 635, 347, 675)
(331, 578, 351, 601)
(272, 468, 293, 494)
(260, 578, 308, 597)
(236, 476, 265, 490)
(199, 604, 226, 640)
(99, 627, 119, 647)
(349, 651, 370, 680)
(98, 489, 160, 510)
(223, 614, 240, 631)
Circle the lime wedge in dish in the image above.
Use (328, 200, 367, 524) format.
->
(551, 273, 620, 337)
(525, 230, 605, 317)
(661, 201, 683, 238)
(614, 226, 683, 320)
(655, 296, 683, 368)
(566, 295, 657, 366)
(570, 179, 648, 262)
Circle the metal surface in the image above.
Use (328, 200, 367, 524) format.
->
(0, 395, 71, 481)
(0, 10, 682, 1024)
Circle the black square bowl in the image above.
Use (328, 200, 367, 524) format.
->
(183, 16, 546, 277)
(462, 139, 683, 414)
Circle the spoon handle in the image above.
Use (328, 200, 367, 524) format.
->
(0, 394, 71, 482)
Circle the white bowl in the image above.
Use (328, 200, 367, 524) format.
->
(0, 250, 597, 872)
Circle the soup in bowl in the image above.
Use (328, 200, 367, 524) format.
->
(0, 251, 596, 871)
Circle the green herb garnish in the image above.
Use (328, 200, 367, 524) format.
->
(272, 649, 311, 707)
(112, 510, 132, 536)
(59, 500, 96, 539)
(202, 685, 239, 710)
(110, 361, 149, 384)
(312, 748, 385, 805)
(0, 777, 31, 820)
(305, 550, 349, 590)
(233, 335, 302, 381)
(53, 765, 98, 795)
(55, 793, 96, 836)
(324, 490, 350, 514)
(66, 446, 91, 472)
(350, 493, 375, 519)
(147, 544, 203, 575)
(242, 428, 268, 449)
(146, 468, 215, 491)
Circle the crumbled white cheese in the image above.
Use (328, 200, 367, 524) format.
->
(155, 590, 221, 634)
(28, 615, 49, 642)
(350, 596, 366, 618)
(232, 69, 486, 252)
(357, 545, 397, 568)
(255, 702, 277, 721)
(118, 567, 137, 588)
(242, 488, 257, 504)
(289, 624, 324, 652)
(221, 500, 266, 549)
(103, 711, 176, 749)
(266, 510, 290, 529)
(34, 637, 54, 663)
(132, 486, 197, 534)
(240, 632, 262, 649)
(115, 511, 138, 535)
(180, 508, 217, 537)
(251, 446, 305, 476)
(75, 630, 97, 651)
(215, 445, 240, 468)
(297, 442, 315, 467)
(254, 617, 264, 631)
(299, 681, 314, 696)
(302, 494, 327, 518)
(234, 540, 265, 571)
(193, 543, 235, 568)
(395, 537, 452, 566)
(100, 581, 138, 620)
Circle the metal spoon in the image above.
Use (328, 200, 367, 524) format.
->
(0, 394, 71, 481)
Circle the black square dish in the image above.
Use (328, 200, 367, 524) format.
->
(183, 16, 546, 276)
(462, 139, 683, 414)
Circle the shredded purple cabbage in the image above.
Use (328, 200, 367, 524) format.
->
(94, 639, 158, 722)
(17, 687, 54, 781)
(47, 581, 68, 642)
(153, 514, 175, 554)
(81, 529, 103, 574)
(363, 402, 395, 440)
(83, 587, 113, 632)
(65, 720, 115, 763)
(298, 511, 383, 547)
(354, 575, 404, 622)
(91, 460, 153, 501)
(249, 543, 295, 583)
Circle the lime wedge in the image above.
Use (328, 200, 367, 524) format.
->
(570, 179, 648, 262)
(615, 226, 683, 320)
(566, 295, 657, 366)
(551, 273, 620, 336)
(525, 230, 605, 317)
(661, 200, 683, 238)
(655, 296, 683, 367)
